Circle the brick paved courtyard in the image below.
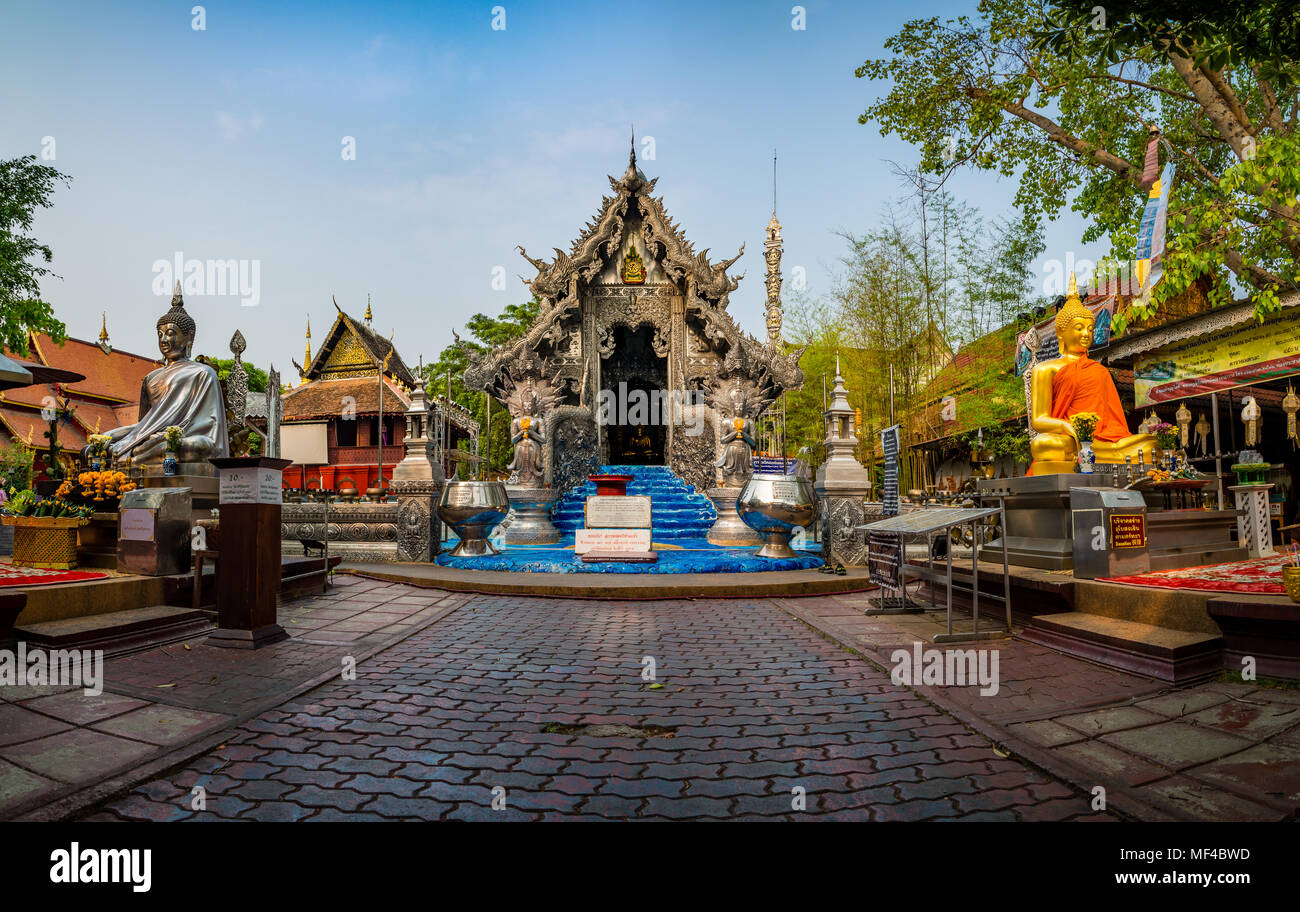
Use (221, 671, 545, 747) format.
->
(82, 594, 1110, 821)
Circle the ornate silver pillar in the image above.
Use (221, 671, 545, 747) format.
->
(815, 357, 870, 566)
(391, 368, 444, 561)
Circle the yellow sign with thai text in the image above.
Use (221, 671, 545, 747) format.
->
(1133, 307, 1300, 406)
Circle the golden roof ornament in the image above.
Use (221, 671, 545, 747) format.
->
(97, 312, 112, 354)
(365, 294, 373, 324)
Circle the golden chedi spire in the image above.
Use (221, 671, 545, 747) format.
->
(365, 294, 373, 324)
(302, 316, 312, 376)
(97, 312, 112, 354)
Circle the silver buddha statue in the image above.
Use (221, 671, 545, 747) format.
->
(92, 283, 230, 473)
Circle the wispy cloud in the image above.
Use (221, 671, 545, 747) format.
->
(215, 110, 265, 141)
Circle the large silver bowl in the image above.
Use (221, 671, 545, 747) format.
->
(737, 473, 817, 559)
(436, 481, 510, 557)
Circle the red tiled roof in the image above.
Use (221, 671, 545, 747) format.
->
(24, 334, 158, 404)
(283, 376, 412, 420)
(0, 407, 88, 452)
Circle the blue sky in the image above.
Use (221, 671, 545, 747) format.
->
(1, 0, 1106, 375)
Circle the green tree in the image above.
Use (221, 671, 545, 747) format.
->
(857, 0, 1300, 328)
(428, 297, 541, 478)
(0, 156, 70, 356)
(201, 357, 269, 392)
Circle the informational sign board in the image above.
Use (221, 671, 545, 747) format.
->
(585, 495, 652, 529)
(574, 529, 652, 554)
(1133, 306, 1300, 406)
(867, 530, 902, 589)
(880, 425, 901, 517)
(1109, 513, 1147, 548)
(219, 466, 284, 505)
(280, 421, 329, 466)
(119, 508, 155, 542)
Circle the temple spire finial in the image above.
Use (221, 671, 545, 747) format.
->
(365, 294, 373, 324)
(304, 315, 312, 366)
(630, 125, 636, 167)
(97, 312, 112, 354)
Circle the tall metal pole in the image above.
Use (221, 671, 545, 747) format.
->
(890, 363, 896, 427)
(781, 391, 788, 472)
(1211, 393, 1224, 509)
(484, 394, 490, 481)
(376, 359, 384, 498)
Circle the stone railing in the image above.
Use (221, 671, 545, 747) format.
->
(281, 501, 400, 561)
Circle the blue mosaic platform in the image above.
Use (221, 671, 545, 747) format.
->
(436, 465, 821, 574)
(435, 536, 823, 574)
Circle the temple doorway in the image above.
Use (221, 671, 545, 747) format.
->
(601, 324, 667, 465)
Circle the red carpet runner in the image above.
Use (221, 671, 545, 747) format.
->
(1102, 554, 1290, 594)
(0, 561, 109, 589)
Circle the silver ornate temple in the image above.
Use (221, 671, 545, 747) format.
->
(464, 146, 804, 495)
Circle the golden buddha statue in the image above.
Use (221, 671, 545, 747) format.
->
(1027, 273, 1155, 475)
(622, 245, 645, 285)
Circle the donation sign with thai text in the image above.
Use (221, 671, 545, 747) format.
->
(585, 495, 652, 529)
(119, 508, 155, 542)
(1133, 307, 1300, 406)
(1109, 513, 1147, 549)
(219, 467, 284, 505)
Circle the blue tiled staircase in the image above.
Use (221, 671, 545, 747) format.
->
(551, 465, 717, 540)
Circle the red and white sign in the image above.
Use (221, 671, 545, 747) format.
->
(575, 528, 652, 555)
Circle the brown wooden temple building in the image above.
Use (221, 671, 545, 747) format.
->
(283, 301, 476, 493)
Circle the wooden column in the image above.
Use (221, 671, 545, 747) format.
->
(207, 456, 292, 649)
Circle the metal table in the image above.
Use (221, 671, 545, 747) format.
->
(858, 505, 1012, 643)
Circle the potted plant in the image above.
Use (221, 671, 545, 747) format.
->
(163, 425, 183, 476)
(2, 488, 95, 569)
(1070, 412, 1100, 474)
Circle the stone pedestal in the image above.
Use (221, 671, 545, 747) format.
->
(1231, 484, 1275, 558)
(206, 456, 291, 649)
(816, 494, 867, 566)
(392, 479, 444, 561)
(139, 474, 218, 524)
(503, 486, 560, 546)
(706, 486, 762, 546)
(978, 473, 1118, 571)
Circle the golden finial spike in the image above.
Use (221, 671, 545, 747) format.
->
(304, 315, 313, 364)
(1055, 270, 1094, 337)
(365, 294, 373, 323)
(99, 312, 109, 343)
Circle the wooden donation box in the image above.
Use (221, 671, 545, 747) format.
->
(1069, 487, 1150, 580)
(577, 494, 655, 562)
(207, 456, 292, 649)
(117, 487, 193, 576)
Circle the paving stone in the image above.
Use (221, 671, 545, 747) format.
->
(21, 691, 148, 726)
(1134, 689, 1231, 718)
(1183, 700, 1300, 741)
(90, 704, 230, 746)
(1183, 742, 1300, 804)
(1057, 705, 1168, 735)
(1051, 740, 1169, 787)
(1101, 721, 1252, 771)
(0, 704, 73, 747)
(0, 728, 155, 783)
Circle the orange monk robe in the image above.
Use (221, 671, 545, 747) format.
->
(1049, 357, 1132, 442)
